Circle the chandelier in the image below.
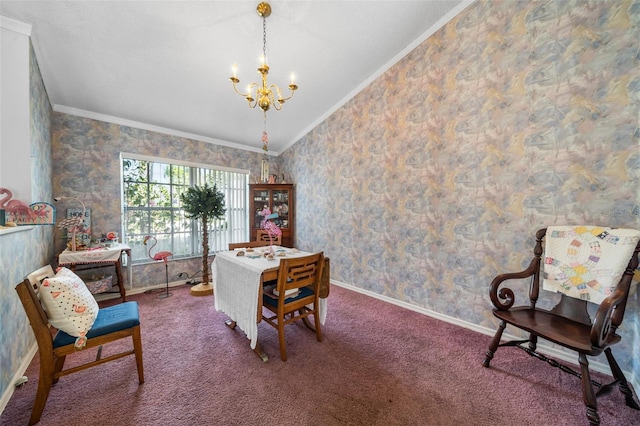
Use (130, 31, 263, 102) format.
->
(229, 2, 298, 113)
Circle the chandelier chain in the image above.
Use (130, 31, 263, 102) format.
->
(262, 16, 267, 63)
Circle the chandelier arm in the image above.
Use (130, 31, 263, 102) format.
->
(231, 80, 252, 98)
(270, 83, 296, 102)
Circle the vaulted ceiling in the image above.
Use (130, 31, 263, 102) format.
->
(1, 1, 469, 154)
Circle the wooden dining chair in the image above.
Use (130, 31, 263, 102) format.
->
(257, 229, 281, 245)
(228, 240, 270, 250)
(261, 252, 324, 361)
(15, 265, 144, 425)
(483, 227, 640, 426)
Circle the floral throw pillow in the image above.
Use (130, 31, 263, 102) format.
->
(39, 267, 99, 348)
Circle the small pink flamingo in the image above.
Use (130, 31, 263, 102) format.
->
(259, 207, 282, 253)
(0, 188, 35, 222)
(143, 236, 173, 264)
(143, 235, 173, 298)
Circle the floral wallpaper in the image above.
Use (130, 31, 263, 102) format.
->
(0, 40, 53, 404)
(2, 0, 640, 408)
(280, 0, 640, 380)
(51, 114, 269, 288)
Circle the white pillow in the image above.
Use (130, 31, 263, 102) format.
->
(39, 267, 99, 348)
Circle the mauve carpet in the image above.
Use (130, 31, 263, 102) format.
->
(2, 284, 639, 426)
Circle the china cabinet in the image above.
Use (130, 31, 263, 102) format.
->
(249, 184, 294, 247)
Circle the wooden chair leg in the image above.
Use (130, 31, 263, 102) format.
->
(579, 353, 600, 426)
(315, 313, 323, 342)
(52, 355, 65, 384)
(278, 318, 287, 362)
(483, 320, 506, 367)
(528, 334, 538, 352)
(30, 360, 55, 425)
(132, 326, 145, 384)
(604, 348, 640, 409)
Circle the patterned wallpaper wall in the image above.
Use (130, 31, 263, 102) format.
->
(2, 0, 639, 406)
(51, 114, 270, 288)
(0, 41, 53, 404)
(280, 0, 640, 377)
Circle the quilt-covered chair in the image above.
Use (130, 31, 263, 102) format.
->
(483, 226, 640, 425)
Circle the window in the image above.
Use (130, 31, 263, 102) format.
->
(121, 154, 249, 264)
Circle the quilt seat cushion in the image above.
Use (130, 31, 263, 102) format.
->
(53, 301, 140, 348)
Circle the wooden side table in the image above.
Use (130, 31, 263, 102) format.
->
(58, 244, 131, 302)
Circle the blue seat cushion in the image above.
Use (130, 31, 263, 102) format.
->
(53, 301, 140, 348)
(263, 286, 314, 308)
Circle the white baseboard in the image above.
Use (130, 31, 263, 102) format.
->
(94, 280, 186, 302)
(0, 343, 37, 414)
(330, 280, 637, 389)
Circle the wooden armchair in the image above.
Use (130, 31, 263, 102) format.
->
(15, 266, 144, 425)
(483, 227, 640, 426)
(257, 229, 281, 245)
(262, 252, 324, 361)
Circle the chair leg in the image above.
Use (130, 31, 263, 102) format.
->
(30, 358, 55, 425)
(604, 348, 640, 410)
(314, 312, 323, 342)
(578, 353, 600, 426)
(52, 355, 65, 384)
(483, 320, 506, 367)
(278, 318, 287, 362)
(132, 326, 145, 384)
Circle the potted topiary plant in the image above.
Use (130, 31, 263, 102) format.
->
(180, 183, 226, 296)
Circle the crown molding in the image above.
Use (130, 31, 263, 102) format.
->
(53, 105, 279, 157)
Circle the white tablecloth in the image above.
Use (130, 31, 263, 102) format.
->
(213, 246, 327, 349)
(59, 243, 130, 265)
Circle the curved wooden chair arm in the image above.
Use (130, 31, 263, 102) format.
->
(489, 258, 540, 311)
(591, 246, 640, 348)
(590, 291, 623, 348)
(489, 228, 546, 311)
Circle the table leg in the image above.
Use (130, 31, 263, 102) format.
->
(224, 319, 268, 361)
(253, 343, 269, 362)
(114, 259, 127, 302)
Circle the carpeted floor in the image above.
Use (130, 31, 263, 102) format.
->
(2, 284, 639, 425)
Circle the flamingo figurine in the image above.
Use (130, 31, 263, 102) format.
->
(1, 187, 35, 223)
(143, 235, 173, 298)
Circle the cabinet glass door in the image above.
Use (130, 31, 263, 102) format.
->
(271, 190, 290, 228)
(252, 189, 270, 229)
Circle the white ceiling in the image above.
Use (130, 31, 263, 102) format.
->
(1, 1, 469, 154)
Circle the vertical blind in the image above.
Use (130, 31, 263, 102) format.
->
(121, 155, 249, 264)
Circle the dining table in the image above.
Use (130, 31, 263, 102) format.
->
(212, 246, 330, 361)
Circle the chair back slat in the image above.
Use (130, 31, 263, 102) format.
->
(284, 262, 318, 291)
(257, 230, 282, 245)
(549, 294, 591, 325)
(228, 240, 269, 250)
(278, 254, 324, 294)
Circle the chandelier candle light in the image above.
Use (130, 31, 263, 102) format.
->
(229, 2, 298, 113)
